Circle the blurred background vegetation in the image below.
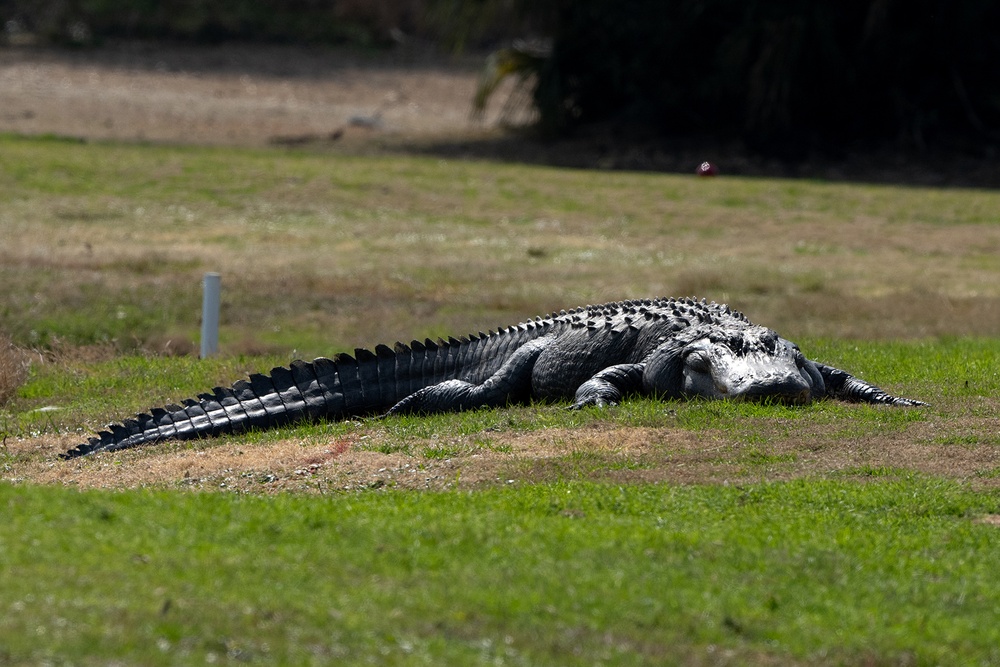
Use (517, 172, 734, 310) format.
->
(2, 0, 998, 156)
(524, 0, 1000, 157)
(0, 0, 532, 50)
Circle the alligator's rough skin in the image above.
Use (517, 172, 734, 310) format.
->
(62, 297, 926, 459)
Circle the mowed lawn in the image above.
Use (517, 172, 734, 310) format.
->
(3, 480, 1000, 665)
(2, 133, 1000, 665)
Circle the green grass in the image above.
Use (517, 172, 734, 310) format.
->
(3, 353, 290, 437)
(2, 479, 999, 665)
(4, 133, 1000, 356)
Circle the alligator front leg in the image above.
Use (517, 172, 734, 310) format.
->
(570, 363, 646, 409)
(814, 362, 928, 406)
(387, 338, 552, 415)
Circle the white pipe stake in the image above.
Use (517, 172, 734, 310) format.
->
(201, 272, 221, 358)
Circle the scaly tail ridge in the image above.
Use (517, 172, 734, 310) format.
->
(62, 326, 553, 459)
(60, 356, 378, 459)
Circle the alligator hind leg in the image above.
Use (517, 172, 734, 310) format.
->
(387, 338, 551, 415)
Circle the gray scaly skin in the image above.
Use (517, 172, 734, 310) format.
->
(61, 297, 926, 459)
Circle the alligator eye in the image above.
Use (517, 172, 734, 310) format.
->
(686, 351, 712, 374)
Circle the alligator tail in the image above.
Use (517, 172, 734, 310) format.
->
(61, 346, 403, 459)
(62, 325, 550, 459)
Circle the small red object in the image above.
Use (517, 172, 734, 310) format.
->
(696, 161, 719, 176)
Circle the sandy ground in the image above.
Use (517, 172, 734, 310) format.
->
(0, 42, 516, 148)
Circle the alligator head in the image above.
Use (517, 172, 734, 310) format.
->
(643, 324, 825, 404)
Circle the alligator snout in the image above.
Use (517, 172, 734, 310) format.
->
(722, 373, 815, 405)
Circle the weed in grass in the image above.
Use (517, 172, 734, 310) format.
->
(933, 433, 1000, 447)
(606, 457, 654, 471)
(741, 447, 798, 467)
(670, 399, 807, 432)
(422, 444, 463, 459)
(827, 406, 927, 441)
(832, 464, 909, 478)
(512, 447, 649, 482)
(481, 439, 513, 454)
(565, 448, 654, 473)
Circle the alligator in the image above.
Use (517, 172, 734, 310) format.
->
(61, 297, 926, 459)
